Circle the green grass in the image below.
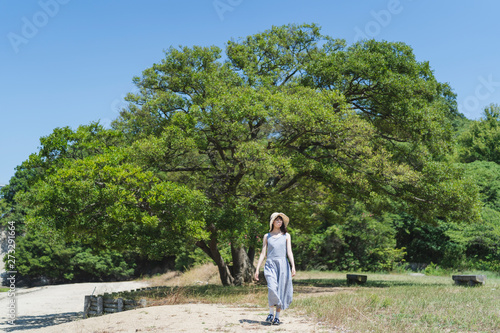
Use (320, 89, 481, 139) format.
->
(0, 287, 10, 292)
(133, 270, 500, 332)
(292, 271, 500, 332)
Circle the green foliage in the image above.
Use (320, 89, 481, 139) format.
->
(423, 262, 453, 276)
(445, 162, 500, 268)
(293, 201, 406, 272)
(1, 122, 123, 228)
(463, 161, 500, 211)
(5, 23, 484, 285)
(71, 248, 135, 281)
(116, 23, 479, 228)
(305, 39, 457, 155)
(394, 214, 463, 267)
(19, 152, 208, 259)
(31, 122, 123, 170)
(0, 163, 39, 205)
(13, 232, 73, 282)
(468, 258, 500, 272)
(444, 205, 500, 267)
(108, 23, 480, 285)
(0, 162, 40, 231)
(9, 232, 135, 284)
(174, 245, 214, 271)
(393, 160, 500, 270)
(458, 104, 500, 163)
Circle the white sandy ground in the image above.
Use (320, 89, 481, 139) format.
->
(19, 303, 333, 333)
(0, 280, 149, 332)
(0, 280, 341, 332)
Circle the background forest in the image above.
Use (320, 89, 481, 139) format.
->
(2, 24, 499, 286)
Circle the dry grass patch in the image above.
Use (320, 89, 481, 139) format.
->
(144, 263, 220, 287)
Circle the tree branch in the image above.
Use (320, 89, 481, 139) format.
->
(160, 167, 211, 172)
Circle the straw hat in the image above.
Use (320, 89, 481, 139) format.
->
(269, 212, 289, 231)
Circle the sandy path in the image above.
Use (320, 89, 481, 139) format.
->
(21, 303, 332, 332)
(0, 280, 149, 332)
(0, 280, 341, 332)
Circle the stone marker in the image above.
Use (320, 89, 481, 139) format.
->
(346, 274, 367, 285)
(452, 275, 486, 286)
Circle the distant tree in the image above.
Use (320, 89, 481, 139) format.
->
(294, 201, 405, 272)
(458, 104, 500, 163)
(18, 152, 208, 259)
(10, 232, 136, 285)
(1, 122, 122, 226)
(395, 161, 500, 269)
(452, 161, 500, 264)
(6, 123, 192, 283)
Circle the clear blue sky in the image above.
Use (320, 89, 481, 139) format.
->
(1, 0, 499, 185)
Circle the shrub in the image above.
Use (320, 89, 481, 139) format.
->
(293, 201, 406, 271)
(6, 231, 136, 285)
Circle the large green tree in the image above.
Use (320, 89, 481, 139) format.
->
(15, 24, 480, 286)
(104, 24, 479, 285)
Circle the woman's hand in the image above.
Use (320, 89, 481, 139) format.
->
(291, 267, 296, 277)
(254, 271, 260, 281)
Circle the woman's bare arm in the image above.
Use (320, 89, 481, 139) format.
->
(254, 234, 267, 281)
(286, 233, 296, 277)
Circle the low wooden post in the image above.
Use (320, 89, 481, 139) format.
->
(452, 275, 486, 286)
(347, 274, 368, 285)
(97, 296, 103, 315)
(84, 295, 90, 318)
(117, 298, 123, 312)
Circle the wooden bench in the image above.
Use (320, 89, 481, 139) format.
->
(452, 275, 486, 286)
(346, 274, 367, 285)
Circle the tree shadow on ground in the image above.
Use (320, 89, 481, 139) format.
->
(4, 312, 82, 332)
(116, 284, 267, 301)
(117, 277, 446, 303)
(293, 278, 446, 288)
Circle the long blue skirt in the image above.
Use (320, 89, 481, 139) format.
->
(264, 258, 293, 310)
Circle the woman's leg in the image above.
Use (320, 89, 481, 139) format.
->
(272, 306, 282, 325)
(264, 263, 280, 308)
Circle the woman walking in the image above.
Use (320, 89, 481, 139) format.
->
(254, 212, 296, 325)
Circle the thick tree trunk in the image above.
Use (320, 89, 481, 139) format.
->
(230, 245, 255, 285)
(196, 240, 234, 286)
(214, 254, 234, 286)
(195, 226, 236, 286)
(247, 246, 255, 265)
(195, 225, 256, 286)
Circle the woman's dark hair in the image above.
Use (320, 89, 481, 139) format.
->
(270, 217, 288, 234)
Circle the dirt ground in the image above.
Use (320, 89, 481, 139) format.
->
(20, 303, 334, 332)
(0, 280, 343, 332)
(0, 265, 352, 332)
(0, 280, 149, 332)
